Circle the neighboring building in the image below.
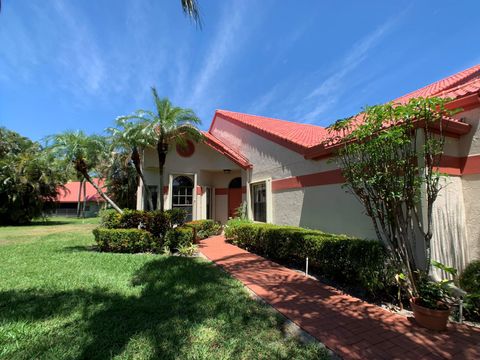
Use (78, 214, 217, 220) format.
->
(138, 64, 480, 271)
(55, 179, 105, 217)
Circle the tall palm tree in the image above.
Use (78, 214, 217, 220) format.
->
(47, 131, 123, 213)
(107, 118, 154, 210)
(0, 1, 201, 25)
(121, 87, 203, 211)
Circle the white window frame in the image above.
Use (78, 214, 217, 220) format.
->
(248, 177, 272, 223)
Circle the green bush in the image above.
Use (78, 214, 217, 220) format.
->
(225, 220, 396, 294)
(186, 219, 222, 239)
(99, 209, 121, 229)
(460, 260, 480, 293)
(460, 260, 480, 321)
(93, 228, 157, 253)
(164, 226, 195, 251)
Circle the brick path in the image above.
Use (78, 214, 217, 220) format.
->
(199, 235, 480, 360)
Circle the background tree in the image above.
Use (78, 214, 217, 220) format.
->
(330, 97, 455, 297)
(0, 127, 66, 224)
(121, 87, 203, 211)
(99, 151, 138, 210)
(107, 117, 154, 210)
(47, 131, 123, 213)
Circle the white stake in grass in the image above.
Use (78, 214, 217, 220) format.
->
(305, 257, 309, 277)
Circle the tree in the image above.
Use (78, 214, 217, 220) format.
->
(102, 151, 139, 210)
(0, 1, 201, 26)
(47, 131, 123, 214)
(107, 117, 154, 210)
(121, 87, 203, 211)
(0, 127, 66, 224)
(330, 97, 456, 297)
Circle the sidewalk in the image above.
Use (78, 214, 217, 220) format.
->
(199, 235, 480, 360)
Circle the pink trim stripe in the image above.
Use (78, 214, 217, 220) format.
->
(272, 169, 344, 192)
(215, 188, 228, 195)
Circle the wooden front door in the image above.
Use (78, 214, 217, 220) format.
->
(228, 188, 242, 219)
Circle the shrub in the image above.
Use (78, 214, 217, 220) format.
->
(460, 260, 480, 321)
(225, 220, 396, 294)
(93, 228, 156, 253)
(164, 226, 195, 251)
(177, 243, 198, 257)
(99, 209, 121, 229)
(460, 260, 480, 293)
(186, 219, 222, 239)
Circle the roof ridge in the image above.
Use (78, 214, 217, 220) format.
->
(394, 64, 480, 102)
(216, 109, 327, 129)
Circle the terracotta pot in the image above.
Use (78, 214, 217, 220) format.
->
(410, 297, 451, 331)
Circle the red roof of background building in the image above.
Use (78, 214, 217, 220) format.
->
(211, 110, 329, 154)
(202, 131, 252, 169)
(57, 179, 105, 203)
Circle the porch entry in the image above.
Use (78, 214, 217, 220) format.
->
(172, 175, 193, 221)
(228, 177, 242, 219)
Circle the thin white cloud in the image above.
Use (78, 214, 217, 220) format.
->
(52, 1, 107, 98)
(188, 2, 249, 116)
(298, 17, 398, 122)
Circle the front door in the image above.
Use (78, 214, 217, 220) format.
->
(228, 177, 242, 219)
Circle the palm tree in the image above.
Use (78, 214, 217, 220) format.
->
(47, 131, 123, 214)
(181, 0, 202, 27)
(121, 87, 203, 211)
(107, 118, 155, 210)
(0, 1, 201, 25)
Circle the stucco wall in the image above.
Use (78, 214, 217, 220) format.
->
(431, 176, 470, 273)
(211, 116, 337, 182)
(462, 174, 480, 261)
(457, 108, 480, 262)
(273, 185, 376, 238)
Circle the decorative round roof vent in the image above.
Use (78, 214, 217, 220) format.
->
(176, 140, 195, 157)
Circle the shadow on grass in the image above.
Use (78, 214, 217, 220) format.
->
(61, 245, 98, 253)
(0, 256, 320, 359)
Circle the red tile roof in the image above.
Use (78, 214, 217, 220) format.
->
(210, 65, 480, 160)
(212, 110, 329, 154)
(395, 64, 480, 103)
(202, 131, 252, 169)
(57, 179, 105, 203)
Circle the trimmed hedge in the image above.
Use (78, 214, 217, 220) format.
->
(96, 209, 188, 253)
(186, 219, 222, 239)
(93, 228, 156, 253)
(164, 226, 195, 251)
(225, 220, 396, 294)
(99, 209, 187, 238)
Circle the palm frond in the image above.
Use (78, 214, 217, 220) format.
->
(181, 0, 202, 28)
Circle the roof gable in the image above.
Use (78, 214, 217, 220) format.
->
(210, 110, 328, 154)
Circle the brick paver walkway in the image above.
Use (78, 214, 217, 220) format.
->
(199, 235, 480, 360)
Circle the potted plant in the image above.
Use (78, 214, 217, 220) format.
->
(408, 261, 458, 331)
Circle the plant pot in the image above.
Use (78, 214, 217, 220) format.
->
(410, 297, 451, 331)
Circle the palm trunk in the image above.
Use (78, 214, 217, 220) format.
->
(82, 180, 87, 218)
(76, 165, 123, 214)
(77, 178, 84, 218)
(132, 147, 154, 210)
(157, 142, 168, 212)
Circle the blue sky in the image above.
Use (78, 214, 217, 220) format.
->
(1, 0, 479, 141)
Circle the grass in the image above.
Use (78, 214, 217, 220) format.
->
(0, 217, 327, 359)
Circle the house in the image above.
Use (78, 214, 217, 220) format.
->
(137, 64, 480, 271)
(55, 179, 105, 217)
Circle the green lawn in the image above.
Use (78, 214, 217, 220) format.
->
(0, 218, 327, 359)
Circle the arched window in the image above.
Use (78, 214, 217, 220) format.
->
(172, 176, 194, 221)
(229, 177, 242, 188)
